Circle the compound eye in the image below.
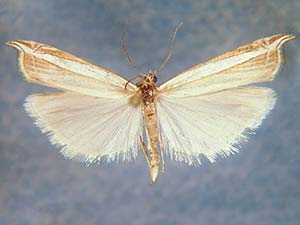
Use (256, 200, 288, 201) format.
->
(153, 76, 157, 83)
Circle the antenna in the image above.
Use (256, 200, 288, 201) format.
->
(156, 22, 183, 74)
(121, 22, 145, 75)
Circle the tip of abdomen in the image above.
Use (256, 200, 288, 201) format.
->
(150, 165, 159, 183)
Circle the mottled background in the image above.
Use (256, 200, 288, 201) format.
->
(0, 0, 300, 225)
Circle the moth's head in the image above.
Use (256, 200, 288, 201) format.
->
(136, 70, 157, 87)
(136, 70, 158, 88)
(144, 70, 158, 84)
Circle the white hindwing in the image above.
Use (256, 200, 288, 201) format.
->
(25, 92, 143, 163)
(157, 34, 294, 165)
(157, 87, 275, 165)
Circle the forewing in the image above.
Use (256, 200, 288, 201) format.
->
(159, 34, 294, 97)
(7, 40, 137, 97)
(25, 91, 143, 163)
(157, 86, 276, 165)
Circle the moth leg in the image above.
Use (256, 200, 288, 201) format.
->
(159, 132, 165, 175)
(124, 75, 144, 90)
(139, 136, 151, 167)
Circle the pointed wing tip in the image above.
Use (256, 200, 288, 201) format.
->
(6, 40, 25, 50)
(6, 40, 18, 47)
(281, 34, 296, 42)
(6, 40, 37, 51)
(268, 34, 295, 47)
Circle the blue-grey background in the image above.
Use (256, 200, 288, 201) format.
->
(0, 0, 300, 225)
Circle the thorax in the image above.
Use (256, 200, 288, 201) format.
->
(136, 73, 158, 107)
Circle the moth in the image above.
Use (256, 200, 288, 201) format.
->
(7, 24, 294, 182)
